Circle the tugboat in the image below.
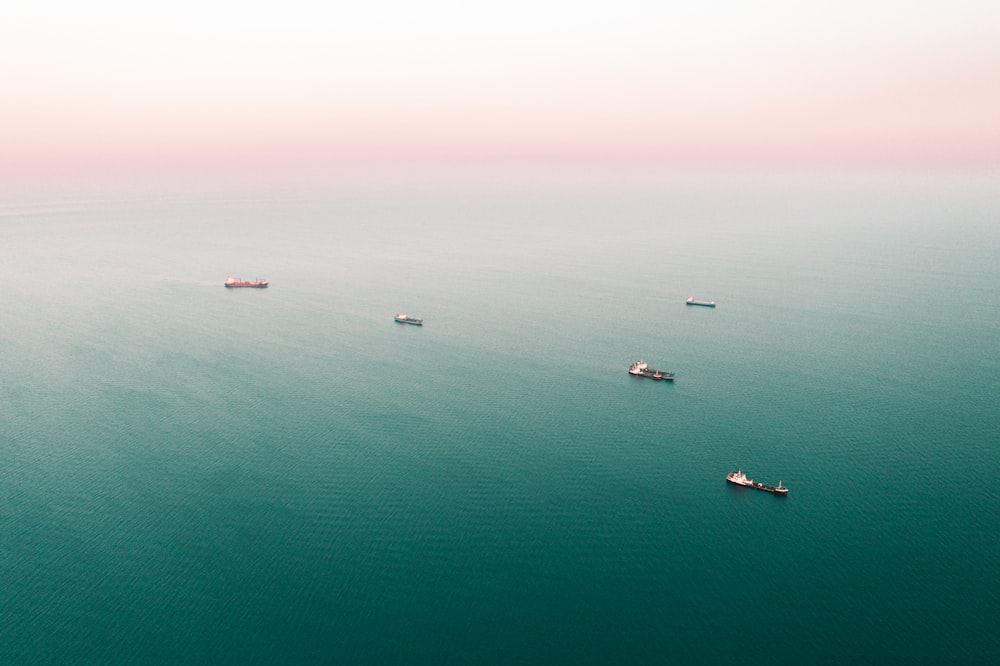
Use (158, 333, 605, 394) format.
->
(394, 313, 423, 326)
(686, 297, 716, 307)
(628, 361, 675, 381)
(727, 469, 788, 495)
(224, 276, 268, 288)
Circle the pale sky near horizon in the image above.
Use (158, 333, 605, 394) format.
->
(3, 0, 999, 185)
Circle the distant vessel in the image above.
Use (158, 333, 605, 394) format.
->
(224, 276, 268, 288)
(727, 469, 788, 495)
(394, 313, 423, 326)
(627, 361, 675, 381)
(686, 297, 716, 307)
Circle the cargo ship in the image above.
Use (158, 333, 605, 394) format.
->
(224, 276, 268, 288)
(727, 469, 788, 495)
(686, 297, 716, 307)
(627, 360, 675, 381)
(394, 313, 423, 326)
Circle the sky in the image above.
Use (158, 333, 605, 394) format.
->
(3, 0, 999, 188)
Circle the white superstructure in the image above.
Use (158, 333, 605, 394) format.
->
(726, 469, 755, 487)
(628, 361, 649, 375)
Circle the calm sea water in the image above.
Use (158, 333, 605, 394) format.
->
(1, 180, 997, 663)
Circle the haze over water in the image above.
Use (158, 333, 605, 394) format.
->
(1, 178, 997, 663)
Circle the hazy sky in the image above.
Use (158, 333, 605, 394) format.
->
(3, 0, 999, 185)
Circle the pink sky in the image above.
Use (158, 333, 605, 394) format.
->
(3, 1, 998, 188)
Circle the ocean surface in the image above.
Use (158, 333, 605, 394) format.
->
(1, 179, 997, 663)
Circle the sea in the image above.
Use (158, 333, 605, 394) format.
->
(1, 176, 997, 664)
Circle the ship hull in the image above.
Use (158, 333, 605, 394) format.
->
(629, 372, 675, 381)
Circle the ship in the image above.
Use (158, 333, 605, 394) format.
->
(224, 276, 268, 288)
(727, 469, 788, 495)
(394, 313, 423, 326)
(686, 297, 716, 307)
(627, 360, 675, 381)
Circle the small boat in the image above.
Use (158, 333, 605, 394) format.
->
(628, 360, 675, 381)
(394, 313, 423, 326)
(686, 297, 715, 307)
(224, 276, 268, 288)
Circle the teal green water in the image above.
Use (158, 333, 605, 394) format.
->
(1, 182, 998, 663)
